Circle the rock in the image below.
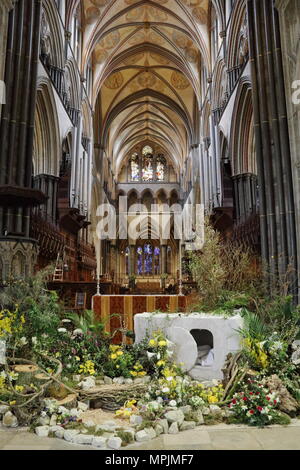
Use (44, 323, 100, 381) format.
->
(194, 410, 204, 425)
(74, 434, 94, 445)
(35, 426, 50, 437)
(202, 407, 210, 416)
(179, 405, 192, 416)
(84, 420, 96, 429)
(180, 421, 196, 431)
(92, 437, 107, 449)
(263, 375, 299, 415)
(38, 416, 50, 426)
(130, 415, 143, 426)
(157, 419, 169, 434)
(133, 378, 144, 385)
(168, 422, 179, 434)
(96, 380, 105, 386)
(64, 430, 80, 442)
(96, 423, 116, 433)
(164, 410, 184, 425)
(291, 346, 300, 365)
(49, 414, 57, 426)
(107, 437, 122, 450)
(124, 378, 133, 385)
(155, 424, 164, 436)
(78, 401, 89, 412)
(73, 375, 81, 383)
(135, 430, 151, 443)
(222, 409, 234, 419)
(50, 425, 63, 434)
(144, 427, 156, 440)
(104, 376, 113, 385)
(209, 405, 222, 416)
(3, 411, 18, 428)
(143, 376, 151, 384)
(54, 427, 65, 439)
(0, 405, 9, 416)
(113, 377, 124, 385)
(81, 377, 96, 391)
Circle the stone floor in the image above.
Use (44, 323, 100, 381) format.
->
(1, 420, 300, 450)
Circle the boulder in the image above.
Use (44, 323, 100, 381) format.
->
(81, 377, 96, 391)
(144, 427, 156, 440)
(35, 426, 50, 437)
(135, 430, 151, 443)
(107, 437, 122, 450)
(64, 429, 80, 442)
(0, 405, 9, 416)
(84, 420, 96, 429)
(168, 422, 179, 434)
(74, 434, 94, 445)
(124, 378, 133, 385)
(263, 375, 299, 415)
(180, 421, 196, 431)
(92, 437, 107, 449)
(155, 424, 164, 436)
(164, 410, 184, 425)
(78, 401, 89, 412)
(49, 414, 57, 426)
(2, 411, 18, 428)
(209, 405, 222, 416)
(54, 427, 65, 439)
(157, 419, 169, 434)
(179, 405, 192, 416)
(194, 410, 204, 425)
(130, 415, 143, 426)
(38, 416, 50, 426)
(113, 377, 124, 385)
(104, 376, 113, 385)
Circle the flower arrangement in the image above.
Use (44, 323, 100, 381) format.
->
(229, 378, 281, 426)
(115, 400, 138, 419)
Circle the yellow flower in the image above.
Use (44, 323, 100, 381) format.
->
(9, 401, 16, 406)
(75, 356, 80, 362)
(138, 371, 146, 377)
(157, 360, 165, 367)
(117, 351, 124, 357)
(208, 395, 219, 404)
(158, 340, 167, 347)
(15, 385, 24, 393)
(111, 354, 117, 360)
(130, 371, 138, 377)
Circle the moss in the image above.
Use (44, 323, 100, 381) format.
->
(116, 431, 134, 446)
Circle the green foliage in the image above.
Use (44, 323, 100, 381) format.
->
(65, 310, 105, 336)
(186, 221, 262, 311)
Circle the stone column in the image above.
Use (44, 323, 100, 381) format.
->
(0, 0, 43, 280)
(247, 0, 298, 292)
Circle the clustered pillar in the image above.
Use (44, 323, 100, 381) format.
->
(247, 0, 298, 294)
(0, 0, 43, 279)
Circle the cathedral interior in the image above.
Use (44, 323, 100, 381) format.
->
(0, 0, 300, 309)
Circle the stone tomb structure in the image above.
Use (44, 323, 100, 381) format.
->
(134, 313, 243, 381)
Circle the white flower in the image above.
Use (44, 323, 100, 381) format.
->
(20, 337, 28, 346)
(156, 352, 161, 360)
(147, 352, 156, 360)
(32, 337, 37, 345)
(162, 387, 170, 394)
(169, 400, 177, 407)
(73, 329, 83, 336)
(166, 376, 174, 382)
(62, 319, 72, 324)
(157, 397, 163, 404)
(58, 328, 67, 334)
(0, 371, 6, 379)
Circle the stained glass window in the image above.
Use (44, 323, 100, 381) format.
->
(137, 246, 143, 275)
(154, 247, 160, 275)
(144, 243, 153, 275)
(156, 154, 166, 181)
(130, 153, 140, 181)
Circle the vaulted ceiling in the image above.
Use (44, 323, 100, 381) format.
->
(80, 0, 212, 177)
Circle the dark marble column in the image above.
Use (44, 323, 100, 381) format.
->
(0, 0, 43, 279)
(247, 0, 298, 293)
